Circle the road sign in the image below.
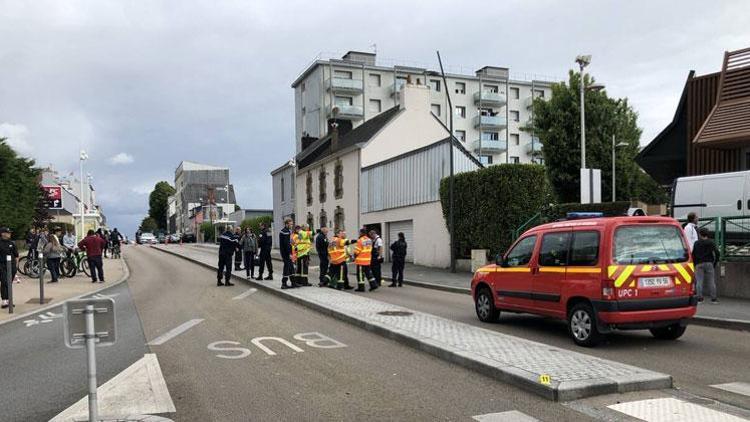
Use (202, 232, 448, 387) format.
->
(63, 298, 117, 349)
(42, 185, 63, 209)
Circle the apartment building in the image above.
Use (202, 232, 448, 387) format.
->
(291, 51, 553, 165)
(173, 161, 237, 235)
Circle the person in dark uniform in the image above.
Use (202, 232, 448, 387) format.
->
(217, 227, 238, 286)
(279, 218, 297, 290)
(255, 223, 273, 281)
(369, 230, 384, 286)
(390, 232, 407, 287)
(315, 227, 330, 287)
(1, 227, 19, 309)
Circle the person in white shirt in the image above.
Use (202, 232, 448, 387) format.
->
(683, 212, 699, 252)
(62, 231, 77, 257)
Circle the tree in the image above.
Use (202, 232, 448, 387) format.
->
(240, 215, 273, 235)
(148, 181, 175, 231)
(0, 138, 42, 238)
(527, 71, 664, 203)
(200, 221, 214, 242)
(139, 216, 158, 233)
(33, 184, 53, 229)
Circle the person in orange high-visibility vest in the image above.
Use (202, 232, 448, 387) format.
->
(294, 224, 313, 286)
(328, 229, 356, 290)
(353, 228, 378, 292)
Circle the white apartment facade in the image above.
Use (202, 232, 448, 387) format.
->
(292, 51, 552, 166)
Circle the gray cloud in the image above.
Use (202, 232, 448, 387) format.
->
(1, 0, 749, 235)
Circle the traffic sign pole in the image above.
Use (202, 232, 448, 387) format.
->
(84, 304, 98, 422)
(38, 251, 45, 304)
(5, 256, 12, 314)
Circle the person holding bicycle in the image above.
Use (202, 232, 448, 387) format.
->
(109, 228, 124, 258)
(62, 230, 77, 257)
(78, 229, 107, 283)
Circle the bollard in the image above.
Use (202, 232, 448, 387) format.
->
(6, 255, 12, 314)
(38, 250, 45, 304)
(84, 303, 98, 422)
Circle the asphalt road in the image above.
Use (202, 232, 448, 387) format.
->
(125, 245, 591, 421)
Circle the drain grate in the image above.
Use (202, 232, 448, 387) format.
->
(377, 310, 414, 317)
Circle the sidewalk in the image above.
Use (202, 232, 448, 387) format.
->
(0, 256, 127, 324)
(185, 243, 750, 331)
(156, 244, 672, 401)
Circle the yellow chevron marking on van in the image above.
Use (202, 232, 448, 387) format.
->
(673, 263, 692, 284)
(658, 264, 669, 271)
(614, 265, 636, 287)
(629, 280, 636, 288)
(687, 262, 694, 271)
(608, 265, 619, 278)
(641, 265, 651, 272)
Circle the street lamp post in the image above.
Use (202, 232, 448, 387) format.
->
(79, 150, 88, 240)
(612, 135, 628, 202)
(576, 55, 591, 174)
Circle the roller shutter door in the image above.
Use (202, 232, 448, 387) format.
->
(388, 220, 413, 263)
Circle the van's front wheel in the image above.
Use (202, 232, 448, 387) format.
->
(475, 288, 499, 323)
(650, 323, 686, 340)
(568, 302, 602, 347)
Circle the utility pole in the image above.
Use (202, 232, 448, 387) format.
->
(79, 150, 88, 240)
(437, 51, 456, 273)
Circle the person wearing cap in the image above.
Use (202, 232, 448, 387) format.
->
(0, 227, 19, 309)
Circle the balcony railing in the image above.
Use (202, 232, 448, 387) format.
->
(329, 105, 364, 120)
(473, 91, 507, 106)
(525, 138, 543, 155)
(471, 138, 507, 154)
(327, 78, 363, 93)
(473, 115, 507, 129)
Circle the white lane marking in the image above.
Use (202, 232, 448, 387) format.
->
(232, 288, 258, 300)
(711, 382, 750, 397)
(609, 398, 747, 422)
(91, 292, 120, 299)
(51, 353, 175, 421)
(472, 411, 539, 421)
(23, 311, 63, 327)
(147, 318, 204, 345)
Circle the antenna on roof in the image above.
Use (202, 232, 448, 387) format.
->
(370, 43, 377, 56)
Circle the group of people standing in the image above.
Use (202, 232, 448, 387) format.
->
(683, 212, 721, 303)
(213, 219, 409, 292)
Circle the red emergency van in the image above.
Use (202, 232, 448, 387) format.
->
(471, 216, 698, 347)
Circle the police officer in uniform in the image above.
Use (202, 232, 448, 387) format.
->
(255, 223, 273, 280)
(315, 226, 330, 287)
(0, 227, 19, 309)
(279, 218, 297, 289)
(217, 226, 238, 286)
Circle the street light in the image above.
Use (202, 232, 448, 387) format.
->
(575, 55, 591, 172)
(79, 150, 88, 240)
(612, 135, 628, 202)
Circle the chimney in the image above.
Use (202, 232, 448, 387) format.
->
(327, 118, 353, 138)
(400, 81, 430, 112)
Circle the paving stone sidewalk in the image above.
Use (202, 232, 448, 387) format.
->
(156, 244, 672, 401)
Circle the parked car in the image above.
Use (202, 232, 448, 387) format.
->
(181, 233, 196, 243)
(471, 215, 697, 347)
(169, 233, 181, 243)
(140, 232, 157, 244)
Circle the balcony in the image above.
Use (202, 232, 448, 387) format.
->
(471, 138, 507, 154)
(327, 77, 363, 94)
(473, 115, 507, 130)
(328, 105, 364, 120)
(389, 79, 407, 97)
(473, 91, 507, 107)
(525, 138, 543, 155)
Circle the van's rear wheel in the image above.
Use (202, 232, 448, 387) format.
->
(650, 323, 686, 340)
(475, 288, 499, 323)
(568, 302, 602, 347)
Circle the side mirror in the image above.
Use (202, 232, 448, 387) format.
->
(495, 254, 508, 267)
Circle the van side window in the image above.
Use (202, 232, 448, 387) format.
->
(539, 232, 570, 266)
(505, 235, 537, 267)
(569, 231, 600, 266)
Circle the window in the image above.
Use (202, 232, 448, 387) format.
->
(511, 133, 520, 145)
(369, 99, 382, 114)
(510, 110, 520, 122)
(455, 130, 466, 142)
(306, 171, 313, 206)
(613, 225, 688, 264)
(479, 107, 494, 116)
(334, 159, 344, 199)
(319, 209, 328, 229)
(455, 106, 466, 118)
(318, 167, 327, 203)
(280, 177, 285, 202)
(429, 79, 441, 91)
(455, 82, 466, 94)
(510, 156, 520, 164)
(307, 212, 314, 229)
(480, 155, 493, 165)
(510, 87, 519, 99)
(505, 235, 537, 266)
(334, 70, 353, 79)
(335, 96, 353, 107)
(334, 206, 345, 232)
(481, 132, 499, 141)
(569, 231, 600, 266)
(533, 89, 545, 98)
(484, 84, 499, 93)
(369, 73, 381, 87)
(431, 104, 441, 116)
(539, 232, 571, 267)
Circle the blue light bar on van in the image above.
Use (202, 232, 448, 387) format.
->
(566, 212, 604, 219)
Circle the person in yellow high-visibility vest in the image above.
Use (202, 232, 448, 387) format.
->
(353, 228, 379, 292)
(293, 224, 313, 286)
(328, 229, 355, 290)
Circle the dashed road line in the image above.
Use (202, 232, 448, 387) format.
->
(232, 288, 258, 300)
(147, 319, 204, 345)
(711, 382, 750, 398)
(472, 411, 538, 421)
(608, 397, 748, 422)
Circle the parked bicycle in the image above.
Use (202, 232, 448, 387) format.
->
(61, 249, 90, 278)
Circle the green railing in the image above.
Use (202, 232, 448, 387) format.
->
(513, 212, 542, 240)
(678, 215, 750, 261)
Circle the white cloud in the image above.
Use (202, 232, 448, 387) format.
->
(109, 152, 134, 165)
(0, 122, 33, 155)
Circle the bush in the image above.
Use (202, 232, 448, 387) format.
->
(200, 221, 214, 242)
(440, 164, 555, 258)
(240, 215, 273, 235)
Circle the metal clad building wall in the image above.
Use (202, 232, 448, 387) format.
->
(361, 141, 479, 213)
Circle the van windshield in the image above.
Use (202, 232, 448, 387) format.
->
(613, 225, 688, 265)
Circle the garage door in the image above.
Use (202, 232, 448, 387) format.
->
(388, 220, 413, 263)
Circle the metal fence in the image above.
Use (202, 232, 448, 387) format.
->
(678, 216, 750, 261)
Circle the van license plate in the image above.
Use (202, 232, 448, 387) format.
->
(638, 277, 671, 288)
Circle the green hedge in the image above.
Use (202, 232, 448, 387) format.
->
(440, 164, 554, 258)
(240, 215, 273, 235)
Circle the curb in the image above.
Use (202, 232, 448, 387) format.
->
(0, 256, 131, 328)
(152, 246, 672, 401)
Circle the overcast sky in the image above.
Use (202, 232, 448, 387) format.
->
(1, 1, 748, 236)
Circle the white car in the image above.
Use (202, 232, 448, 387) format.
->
(140, 232, 157, 244)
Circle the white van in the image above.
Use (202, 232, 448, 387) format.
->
(672, 170, 750, 220)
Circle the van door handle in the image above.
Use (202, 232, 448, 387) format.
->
(738, 199, 742, 210)
(747, 199, 750, 210)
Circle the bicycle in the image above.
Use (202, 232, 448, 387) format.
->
(19, 253, 45, 278)
(61, 249, 90, 278)
(111, 242, 122, 259)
